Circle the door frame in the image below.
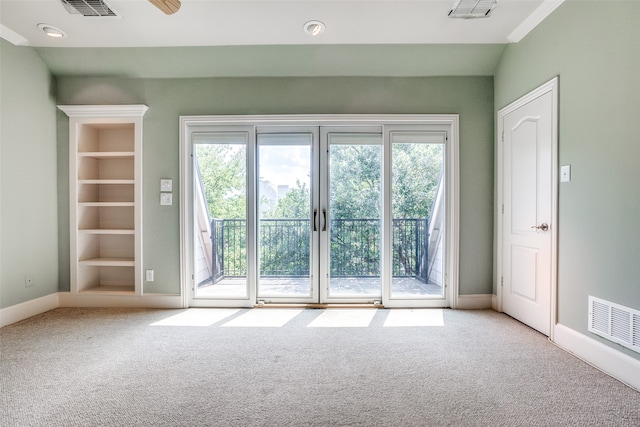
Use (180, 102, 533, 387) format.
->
(496, 77, 559, 338)
(180, 114, 459, 308)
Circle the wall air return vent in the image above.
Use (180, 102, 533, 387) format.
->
(448, 0, 497, 19)
(588, 295, 640, 354)
(61, 0, 117, 17)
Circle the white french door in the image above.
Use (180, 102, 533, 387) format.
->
(321, 129, 384, 303)
(254, 126, 385, 304)
(181, 115, 459, 308)
(255, 128, 319, 303)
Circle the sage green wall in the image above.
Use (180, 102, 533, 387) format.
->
(0, 39, 59, 308)
(55, 76, 494, 296)
(494, 1, 640, 359)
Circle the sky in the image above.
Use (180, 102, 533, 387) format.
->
(258, 144, 311, 191)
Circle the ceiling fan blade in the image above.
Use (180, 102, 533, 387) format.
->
(148, 0, 181, 15)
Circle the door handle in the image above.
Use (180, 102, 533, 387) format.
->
(313, 209, 318, 232)
(531, 223, 549, 232)
(322, 209, 327, 232)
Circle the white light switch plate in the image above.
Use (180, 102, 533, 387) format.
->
(160, 193, 173, 205)
(160, 179, 173, 192)
(560, 165, 571, 182)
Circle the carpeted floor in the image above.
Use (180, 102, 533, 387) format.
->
(1, 308, 639, 426)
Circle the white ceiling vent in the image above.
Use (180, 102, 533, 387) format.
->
(61, 0, 117, 17)
(448, 0, 497, 19)
(589, 295, 640, 354)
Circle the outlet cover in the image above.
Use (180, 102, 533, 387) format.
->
(160, 193, 172, 205)
(560, 164, 571, 182)
(145, 270, 154, 282)
(25, 275, 34, 287)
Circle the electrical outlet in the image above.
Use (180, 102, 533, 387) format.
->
(145, 270, 154, 282)
(25, 275, 34, 287)
(160, 193, 172, 206)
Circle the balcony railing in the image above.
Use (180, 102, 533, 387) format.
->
(211, 218, 429, 283)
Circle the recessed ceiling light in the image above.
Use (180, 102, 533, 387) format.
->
(37, 23, 66, 38)
(304, 20, 325, 36)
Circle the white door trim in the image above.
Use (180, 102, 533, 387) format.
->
(496, 77, 558, 338)
(180, 114, 459, 308)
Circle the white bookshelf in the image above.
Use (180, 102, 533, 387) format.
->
(59, 105, 148, 295)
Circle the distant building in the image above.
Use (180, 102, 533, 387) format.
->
(277, 185, 289, 200)
(259, 179, 277, 217)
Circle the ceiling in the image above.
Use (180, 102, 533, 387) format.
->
(0, 0, 565, 77)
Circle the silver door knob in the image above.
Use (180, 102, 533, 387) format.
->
(531, 223, 549, 232)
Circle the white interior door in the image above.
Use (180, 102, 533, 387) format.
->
(499, 78, 558, 336)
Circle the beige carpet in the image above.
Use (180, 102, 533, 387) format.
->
(1, 308, 639, 426)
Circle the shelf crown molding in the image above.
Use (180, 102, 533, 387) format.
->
(58, 105, 149, 118)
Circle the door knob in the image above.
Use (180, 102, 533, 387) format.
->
(531, 223, 549, 232)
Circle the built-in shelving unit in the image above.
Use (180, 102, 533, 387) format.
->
(59, 105, 148, 295)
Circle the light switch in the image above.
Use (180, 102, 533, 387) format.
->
(160, 193, 172, 205)
(560, 165, 571, 182)
(160, 179, 173, 192)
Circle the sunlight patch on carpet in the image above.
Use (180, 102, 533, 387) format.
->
(222, 309, 303, 327)
(383, 309, 444, 327)
(150, 309, 240, 327)
(307, 309, 377, 327)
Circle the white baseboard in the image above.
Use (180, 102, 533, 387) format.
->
(492, 294, 499, 311)
(58, 292, 183, 308)
(0, 293, 60, 328)
(553, 323, 640, 392)
(1, 293, 185, 328)
(456, 294, 493, 310)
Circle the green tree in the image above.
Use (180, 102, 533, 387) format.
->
(267, 180, 310, 219)
(330, 145, 382, 219)
(391, 143, 443, 219)
(195, 144, 246, 219)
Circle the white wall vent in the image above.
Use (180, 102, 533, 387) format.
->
(588, 295, 640, 354)
(61, 0, 117, 17)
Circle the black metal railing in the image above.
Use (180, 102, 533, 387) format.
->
(211, 218, 428, 283)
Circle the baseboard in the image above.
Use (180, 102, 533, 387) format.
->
(553, 323, 640, 392)
(0, 293, 60, 328)
(58, 292, 183, 308)
(456, 294, 493, 310)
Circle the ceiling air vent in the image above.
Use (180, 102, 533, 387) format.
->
(449, 0, 497, 19)
(61, 0, 117, 17)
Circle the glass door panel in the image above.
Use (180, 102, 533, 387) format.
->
(390, 131, 445, 298)
(325, 133, 383, 300)
(257, 133, 315, 300)
(192, 132, 248, 299)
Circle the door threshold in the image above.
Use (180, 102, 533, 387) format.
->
(254, 302, 384, 309)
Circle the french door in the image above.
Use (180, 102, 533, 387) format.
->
(181, 116, 458, 308)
